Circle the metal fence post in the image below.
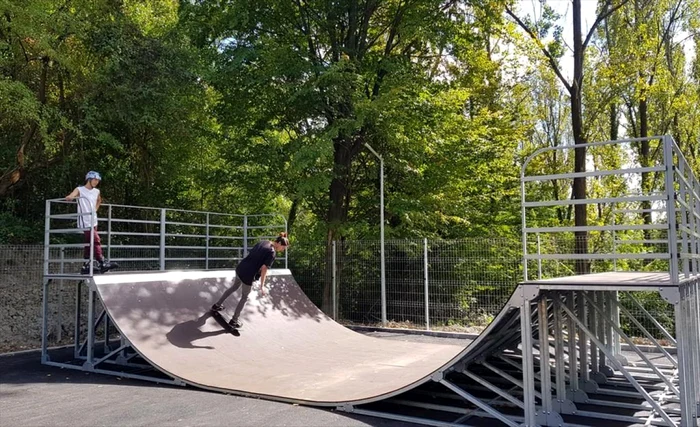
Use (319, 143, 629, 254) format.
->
(107, 204, 112, 262)
(43, 200, 50, 277)
(58, 248, 65, 343)
(243, 215, 249, 256)
(663, 135, 679, 283)
(536, 233, 542, 279)
(205, 213, 210, 270)
(159, 209, 166, 271)
(424, 238, 430, 330)
(332, 240, 337, 320)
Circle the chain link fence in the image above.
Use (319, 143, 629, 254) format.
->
(1, 238, 677, 353)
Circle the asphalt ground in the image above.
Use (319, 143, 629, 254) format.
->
(0, 331, 472, 427)
(0, 329, 671, 427)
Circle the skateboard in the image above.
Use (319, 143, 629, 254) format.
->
(211, 312, 242, 334)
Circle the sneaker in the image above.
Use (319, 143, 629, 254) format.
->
(228, 318, 242, 329)
(98, 261, 119, 273)
(80, 261, 92, 275)
(211, 303, 225, 312)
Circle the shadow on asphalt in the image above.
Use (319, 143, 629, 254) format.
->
(0, 347, 174, 388)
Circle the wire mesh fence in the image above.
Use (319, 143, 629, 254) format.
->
(1, 238, 679, 353)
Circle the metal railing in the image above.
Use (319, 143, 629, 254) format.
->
(43, 200, 288, 276)
(521, 135, 700, 283)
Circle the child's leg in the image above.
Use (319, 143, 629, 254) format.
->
(232, 284, 253, 320)
(83, 227, 104, 262)
(92, 227, 104, 262)
(215, 276, 243, 306)
(83, 230, 92, 260)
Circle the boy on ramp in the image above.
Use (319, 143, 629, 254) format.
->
(211, 232, 289, 328)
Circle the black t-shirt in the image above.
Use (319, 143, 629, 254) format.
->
(235, 240, 276, 285)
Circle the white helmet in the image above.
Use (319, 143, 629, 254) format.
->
(85, 171, 102, 181)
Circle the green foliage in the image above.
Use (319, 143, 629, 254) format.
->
(0, 212, 42, 244)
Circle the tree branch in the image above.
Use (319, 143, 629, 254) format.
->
(583, 0, 630, 51)
(505, 5, 572, 94)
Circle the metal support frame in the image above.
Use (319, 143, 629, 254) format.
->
(348, 136, 698, 426)
(348, 287, 693, 426)
(37, 135, 699, 427)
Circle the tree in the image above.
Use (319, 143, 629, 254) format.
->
(0, 0, 215, 230)
(186, 0, 516, 311)
(506, 0, 630, 273)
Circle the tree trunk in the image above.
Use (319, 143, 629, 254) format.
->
(609, 104, 618, 141)
(639, 97, 652, 240)
(287, 198, 299, 236)
(322, 137, 353, 313)
(572, 0, 589, 274)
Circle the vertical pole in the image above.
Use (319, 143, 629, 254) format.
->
(159, 209, 166, 271)
(612, 204, 617, 271)
(332, 240, 337, 320)
(243, 215, 249, 257)
(677, 156, 690, 278)
(553, 294, 567, 402)
(597, 293, 607, 372)
(538, 297, 553, 416)
(284, 218, 289, 269)
(536, 233, 542, 279)
(675, 292, 692, 424)
(379, 157, 386, 325)
(85, 288, 95, 369)
(74, 281, 82, 358)
(42, 201, 51, 361)
(424, 238, 430, 330)
(663, 135, 679, 284)
(205, 213, 210, 270)
(521, 167, 529, 281)
(613, 291, 622, 359)
(44, 200, 51, 277)
(41, 279, 50, 363)
(567, 291, 579, 393)
(520, 289, 536, 426)
(580, 291, 590, 383)
(58, 248, 64, 343)
(694, 174, 700, 275)
(104, 311, 111, 353)
(365, 143, 386, 325)
(605, 292, 614, 361)
(589, 292, 598, 375)
(107, 205, 112, 262)
(88, 200, 95, 274)
(693, 281, 700, 418)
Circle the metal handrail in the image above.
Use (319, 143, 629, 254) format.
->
(520, 135, 700, 282)
(44, 199, 288, 273)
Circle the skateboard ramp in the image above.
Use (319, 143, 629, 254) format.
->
(63, 269, 695, 426)
(92, 269, 474, 405)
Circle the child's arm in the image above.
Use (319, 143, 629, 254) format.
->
(96, 192, 102, 210)
(259, 265, 268, 296)
(65, 188, 80, 200)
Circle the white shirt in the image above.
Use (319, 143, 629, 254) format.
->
(76, 186, 100, 228)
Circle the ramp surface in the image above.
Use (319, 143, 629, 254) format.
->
(93, 270, 470, 405)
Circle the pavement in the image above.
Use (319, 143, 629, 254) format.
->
(0, 331, 472, 427)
